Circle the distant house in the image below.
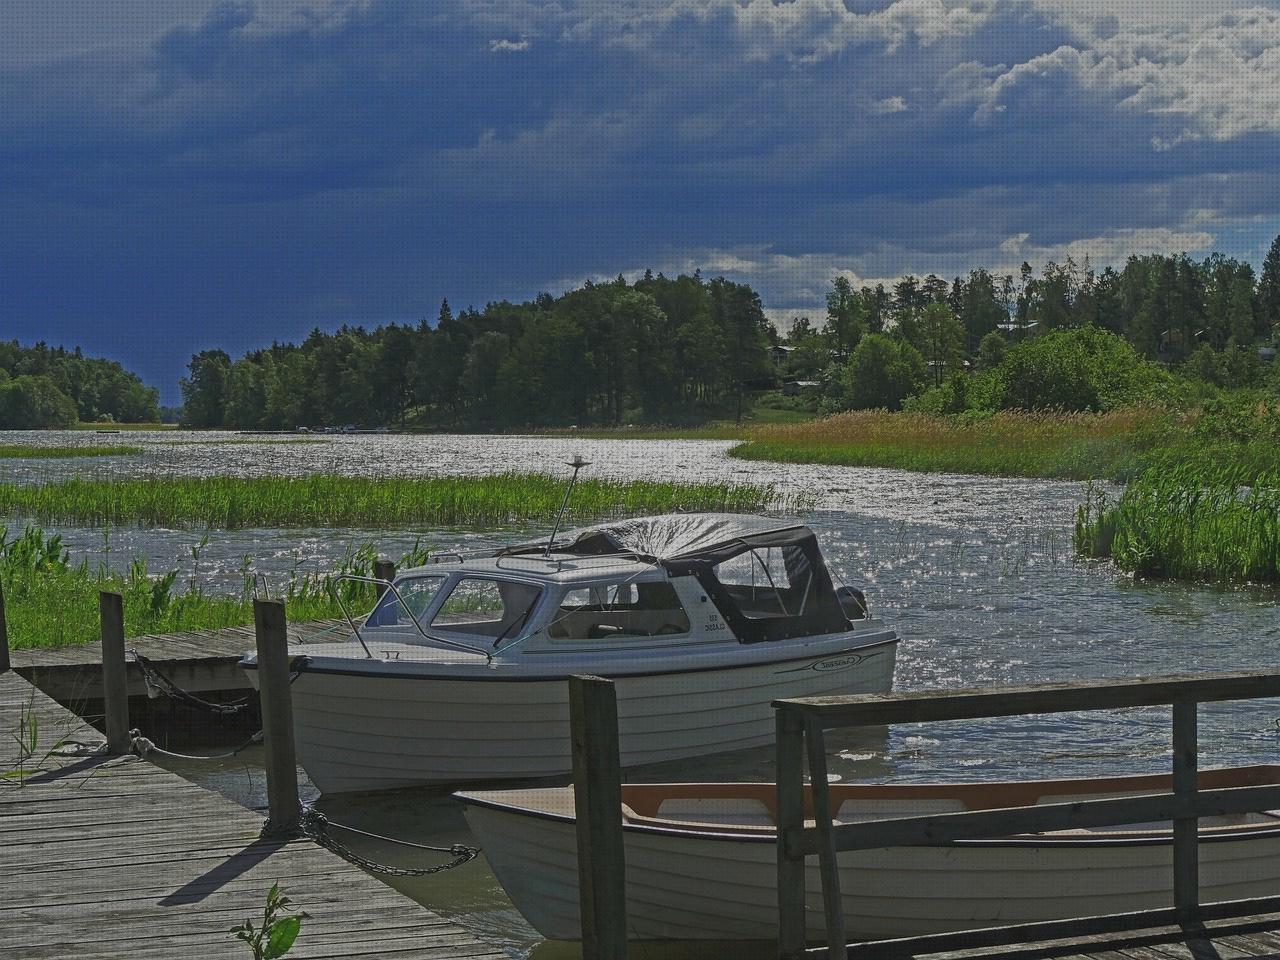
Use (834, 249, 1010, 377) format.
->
(782, 380, 820, 396)
(770, 344, 794, 364)
(1260, 347, 1276, 363)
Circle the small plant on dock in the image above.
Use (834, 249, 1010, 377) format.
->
(230, 883, 310, 960)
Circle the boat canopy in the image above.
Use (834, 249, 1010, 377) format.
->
(508, 514, 853, 643)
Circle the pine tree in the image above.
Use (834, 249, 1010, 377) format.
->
(1259, 235, 1280, 342)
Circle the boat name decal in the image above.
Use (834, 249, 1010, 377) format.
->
(774, 650, 883, 674)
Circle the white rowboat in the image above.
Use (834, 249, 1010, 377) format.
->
(456, 766, 1280, 941)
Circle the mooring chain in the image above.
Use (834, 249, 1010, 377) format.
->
(129, 651, 252, 716)
(298, 806, 480, 877)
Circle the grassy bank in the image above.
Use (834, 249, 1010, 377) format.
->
(0, 444, 142, 459)
(730, 409, 1158, 480)
(1074, 469, 1280, 583)
(0, 473, 786, 529)
(0, 526, 387, 650)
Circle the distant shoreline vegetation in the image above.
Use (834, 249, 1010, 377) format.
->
(0, 474, 791, 529)
(0, 341, 160, 428)
(0, 444, 143, 459)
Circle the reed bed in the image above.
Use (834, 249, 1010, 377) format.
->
(0, 473, 785, 529)
(731, 409, 1156, 479)
(0, 445, 142, 459)
(0, 525, 390, 649)
(1074, 468, 1280, 583)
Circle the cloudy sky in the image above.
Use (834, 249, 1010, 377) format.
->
(4, 0, 1280, 401)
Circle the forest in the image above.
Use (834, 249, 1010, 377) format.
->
(180, 236, 1280, 430)
(0, 341, 160, 429)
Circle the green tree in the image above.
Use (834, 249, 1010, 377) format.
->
(1259, 235, 1280, 341)
(0, 375, 78, 428)
(915, 302, 965, 386)
(841, 334, 926, 410)
(179, 350, 231, 427)
(824, 276, 864, 364)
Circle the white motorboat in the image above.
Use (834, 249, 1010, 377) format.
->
(456, 766, 1280, 942)
(241, 513, 897, 793)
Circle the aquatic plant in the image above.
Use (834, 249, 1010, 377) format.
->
(0, 473, 787, 529)
(731, 409, 1159, 480)
(1074, 467, 1280, 583)
(0, 525, 383, 649)
(0, 444, 141, 459)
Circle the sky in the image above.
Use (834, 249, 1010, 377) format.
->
(4, 0, 1280, 403)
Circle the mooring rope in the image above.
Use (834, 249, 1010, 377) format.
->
(130, 728, 263, 762)
(298, 806, 480, 877)
(130, 651, 253, 716)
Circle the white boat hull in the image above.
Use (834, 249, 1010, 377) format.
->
(461, 800, 1280, 941)
(261, 638, 896, 793)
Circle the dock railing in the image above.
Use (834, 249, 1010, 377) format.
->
(774, 671, 1280, 960)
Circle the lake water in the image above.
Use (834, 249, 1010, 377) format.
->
(9, 429, 1280, 956)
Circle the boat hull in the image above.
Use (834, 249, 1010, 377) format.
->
(260, 639, 896, 793)
(460, 802, 1280, 941)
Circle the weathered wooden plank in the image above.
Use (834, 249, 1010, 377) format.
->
(776, 708, 807, 959)
(776, 671, 1280, 728)
(805, 716, 845, 960)
(800, 784, 1280, 855)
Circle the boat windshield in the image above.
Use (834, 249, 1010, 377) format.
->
(364, 575, 446, 627)
(429, 577, 543, 642)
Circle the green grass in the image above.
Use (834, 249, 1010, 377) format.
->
(0, 473, 788, 529)
(0, 444, 142, 459)
(1074, 468, 1280, 583)
(731, 409, 1159, 480)
(0, 525, 394, 650)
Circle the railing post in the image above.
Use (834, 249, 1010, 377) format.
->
(806, 716, 846, 960)
(255, 599, 300, 837)
(373, 559, 395, 598)
(1172, 698, 1199, 920)
(0, 578, 10, 673)
(569, 675, 627, 960)
(777, 706, 807, 959)
(99, 591, 131, 755)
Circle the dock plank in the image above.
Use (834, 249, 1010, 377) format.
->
(0, 670, 502, 960)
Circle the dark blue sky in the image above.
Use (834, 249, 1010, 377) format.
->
(4, 0, 1280, 403)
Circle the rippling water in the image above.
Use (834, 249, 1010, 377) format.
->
(10, 430, 1280, 956)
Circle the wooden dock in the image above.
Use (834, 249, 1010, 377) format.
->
(8, 618, 346, 701)
(0, 668, 504, 960)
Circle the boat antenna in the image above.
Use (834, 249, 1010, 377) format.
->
(546, 455, 591, 556)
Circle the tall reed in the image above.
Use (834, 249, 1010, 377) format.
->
(1074, 467, 1280, 582)
(0, 473, 787, 529)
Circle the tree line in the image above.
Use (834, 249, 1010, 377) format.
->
(180, 273, 775, 429)
(179, 236, 1280, 429)
(0, 341, 160, 429)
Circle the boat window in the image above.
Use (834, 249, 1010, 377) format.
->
(430, 577, 542, 640)
(548, 580, 691, 641)
(713, 547, 813, 620)
(364, 575, 446, 627)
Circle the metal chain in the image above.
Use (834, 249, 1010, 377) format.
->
(130, 651, 252, 716)
(298, 806, 480, 877)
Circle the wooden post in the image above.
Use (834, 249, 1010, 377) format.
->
(568, 675, 627, 960)
(805, 717, 846, 960)
(99, 591, 131, 755)
(373, 559, 395, 598)
(255, 599, 300, 837)
(0, 579, 10, 673)
(1172, 698, 1199, 919)
(776, 707, 807, 959)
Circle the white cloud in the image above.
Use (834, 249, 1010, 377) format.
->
(489, 37, 530, 52)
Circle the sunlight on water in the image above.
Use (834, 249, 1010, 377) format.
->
(11, 431, 1280, 955)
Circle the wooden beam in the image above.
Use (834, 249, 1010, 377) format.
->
(775, 671, 1280, 729)
(254, 599, 300, 837)
(805, 716, 846, 960)
(794, 783, 1280, 856)
(569, 675, 627, 960)
(98, 592, 130, 755)
(776, 708, 807, 960)
(1172, 698, 1199, 919)
(373, 559, 396, 599)
(0, 578, 9, 673)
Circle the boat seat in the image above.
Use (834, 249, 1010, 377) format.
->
(835, 798, 967, 823)
(655, 798, 775, 828)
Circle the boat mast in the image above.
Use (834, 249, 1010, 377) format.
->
(545, 455, 591, 556)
